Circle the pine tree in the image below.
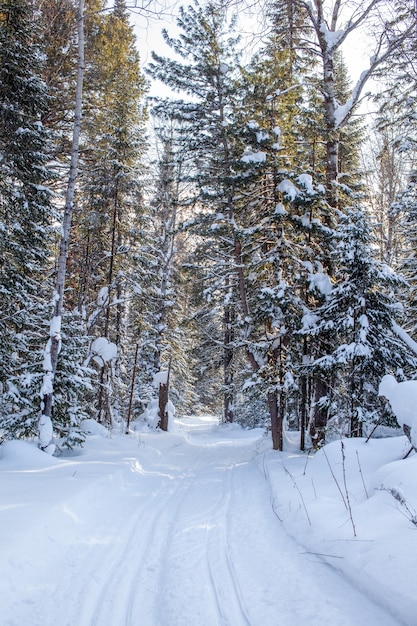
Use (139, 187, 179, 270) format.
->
(397, 176, 417, 339)
(148, 0, 246, 425)
(127, 128, 199, 426)
(34, 0, 78, 148)
(69, 0, 147, 426)
(309, 204, 417, 438)
(0, 0, 56, 440)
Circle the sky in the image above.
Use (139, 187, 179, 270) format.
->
(128, 0, 377, 108)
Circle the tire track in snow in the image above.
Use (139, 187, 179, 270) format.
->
(53, 447, 199, 626)
(157, 457, 234, 624)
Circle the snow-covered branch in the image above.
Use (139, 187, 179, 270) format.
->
(392, 322, 417, 357)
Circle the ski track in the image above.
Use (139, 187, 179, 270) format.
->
(205, 468, 252, 626)
(2, 417, 406, 626)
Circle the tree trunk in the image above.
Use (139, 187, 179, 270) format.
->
(403, 424, 417, 452)
(309, 377, 328, 449)
(268, 391, 283, 451)
(39, 0, 85, 452)
(158, 382, 169, 431)
(126, 343, 139, 434)
(158, 360, 171, 432)
(223, 286, 235, 423)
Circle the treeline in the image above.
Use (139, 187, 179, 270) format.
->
(0, 0, 416, 451)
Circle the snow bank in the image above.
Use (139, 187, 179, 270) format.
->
(379, 375, 417, 447)
(261, 435, 417, 626)
(80, 419, 109, 437)
(0, 440, 59, 469)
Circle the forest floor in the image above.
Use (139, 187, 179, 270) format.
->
(0, 414, 414, 626)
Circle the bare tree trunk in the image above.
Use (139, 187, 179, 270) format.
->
(309, 378, 328, 449)
(39, 0, 84, 452)
(223, 281, 235, 423)
(268, 391, 283, 451)
(126, 343, 139, 434)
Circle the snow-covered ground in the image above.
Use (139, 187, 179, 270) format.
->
(0, 415, 415, 626)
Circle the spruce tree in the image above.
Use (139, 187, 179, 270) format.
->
(309, 205, 417, 438)
(0, 0, 56, 440)
(148, 0, 246, 424)
(70, 0, 147, 426)
(397, 176, 417, 340)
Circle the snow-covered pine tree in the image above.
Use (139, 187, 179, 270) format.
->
(148, 0, 246, 425)
(397, 176, 417, 340)
(69, 0, 147, 427)
(236, 116, 334, 449)
(0, 0, 57, 441)
(308, 203, 417, 439)
(127, 127, 199, 428)
(34, 0, 78, 155)
(241, 0, 315, 172)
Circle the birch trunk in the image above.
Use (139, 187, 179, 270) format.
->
(39, 0, 85, 452)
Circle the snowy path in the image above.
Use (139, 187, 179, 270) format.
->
(1, 416, 403, 626)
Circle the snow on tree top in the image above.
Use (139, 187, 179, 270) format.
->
(97, 286, 109, 307)
(319, 22, 345, 51)
(309, 271, 332, 296)
(153, 370, 169, 387)
(297, 174, 314, 194)
(91, 337, 118, 363)
(256, 131, 269, 143)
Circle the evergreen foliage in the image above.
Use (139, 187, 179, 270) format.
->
(0, 0, 416, 451)
(0, 0, 56, 440)
(69, 0, 147, 426)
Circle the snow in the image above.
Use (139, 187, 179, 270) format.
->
(334, 97, 353, 129)
(37, 411, 55, 455)
(0, 414, 414, 625)
(278, 179, 298, 201)
(241, 150, 266, 164)
(91, 337, 118, 364)
(50, 315, 62, 339)
(97, 286, 109, 306)
(153, 369, 169, 386)
(274, 202, 287, 215)
(309, 270, 332, 296)
(256, 131, 269, 143)
(379, 375, 417, 447)
(393, 322, 417, 357)
(319, 22, 345, 51)
(297, 173, 314, 194)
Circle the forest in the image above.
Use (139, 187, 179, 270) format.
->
(1, 0, 417, 453)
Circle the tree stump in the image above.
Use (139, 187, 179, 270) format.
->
(158, 382, 169, 431)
